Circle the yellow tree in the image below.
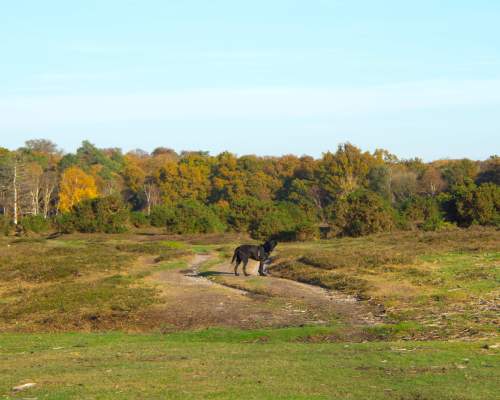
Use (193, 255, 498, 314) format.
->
(59, 166, 98, 212)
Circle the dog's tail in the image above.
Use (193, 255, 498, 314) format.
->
(231, 248, 239, 264)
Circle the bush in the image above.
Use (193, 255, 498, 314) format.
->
(401, 195, 445, 231)
(0, 215, 12, 236)
(130, 211, 150, 228)
(19, 215, 51, 233)
(150, 205, 175, 228)
(447, 183, 500, 227)
(328, 190, 395, 237)
(54, 213, 76, 234)
(226, 197, 272, 232)
(56, 195, 130, 233)
(250, 202, 318, 241)
(167, 200, 226, 234)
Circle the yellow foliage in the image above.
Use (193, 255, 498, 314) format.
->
(59, 166, 98, 212)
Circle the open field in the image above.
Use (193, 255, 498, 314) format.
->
(1, 329, 499, 400)
(0, 228, 499, 398)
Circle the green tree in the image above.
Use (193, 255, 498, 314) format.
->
(318, 143, 374, 201)
(448, 183, 500, 227)
(328, 190, 395, 237)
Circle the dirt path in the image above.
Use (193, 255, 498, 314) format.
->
(148, 253, 382, 331)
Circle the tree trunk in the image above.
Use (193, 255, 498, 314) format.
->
(13, 163, 18, 225)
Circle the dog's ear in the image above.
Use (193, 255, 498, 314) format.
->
(264, 239, 277, 253)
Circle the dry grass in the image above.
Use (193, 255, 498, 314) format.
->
(0, 236, 188, 332)
(270, 227, 500, 339)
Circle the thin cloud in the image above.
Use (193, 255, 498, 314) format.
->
(0, 79, 499, 130)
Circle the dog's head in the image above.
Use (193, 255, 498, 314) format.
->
(263, 239, 278, 253)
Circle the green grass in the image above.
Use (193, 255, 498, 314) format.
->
(0, 237, 189, 332)
(266, 228, 500, 340)
(155, 259, 189, 271)
(1, 329, 498, 399)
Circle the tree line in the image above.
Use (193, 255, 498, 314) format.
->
(0, 139, 498, 239)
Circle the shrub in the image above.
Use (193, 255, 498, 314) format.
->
(226, 197, 272, 232)
(250, 202, 318, 241)
(447, 183, 500, 227)
(167, 200, 226, 234)
(54, 213, 76, 234)
(328, 190, 395, 237)
(130, 211, 150, 228)
(56, 195, 130, 233)
(0, 215, 12, 236)
(19, 215, 51, 233)
(401, 195, 445, 231)
(93, 196, 130, 233)
(150, 205, 175, 228)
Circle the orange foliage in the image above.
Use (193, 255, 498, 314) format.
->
(59, 166, 98, 212)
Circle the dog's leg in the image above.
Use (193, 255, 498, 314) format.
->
(234, 257, 241, 276)
(243, 258, 250, 276)
(263, 258, 271, 275)
(258, 260, 266, 276)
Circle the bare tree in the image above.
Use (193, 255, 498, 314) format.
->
(143, 177, 161, 215)
(0, 154, 42, 223)
(40, 169, 58, 218)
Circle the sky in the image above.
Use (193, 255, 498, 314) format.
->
(0, 0, 499, 160)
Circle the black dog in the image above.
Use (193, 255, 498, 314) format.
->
(231, 239, 277, 276)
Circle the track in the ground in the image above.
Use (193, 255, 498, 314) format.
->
(147, 253, 383, 330)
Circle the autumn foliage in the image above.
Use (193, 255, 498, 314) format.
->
(58, 166, 98, 212)
(0, 140, 498, 237)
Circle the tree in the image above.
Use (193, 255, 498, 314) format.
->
(0, 151, 36, 224)
(476, 156, 500, 185)
(40, 169, 58, 218)
(390, 167, 418, 204)
(318, 143, 374, 201)
(211, 152, 246, 203)
(24, 162, 43, 215)
(367, 164, 392, 200)
(59, 166, 98, 212)
(123, 154, 161, 215)
(23, 139, 61, 156)
(158, 153, 212, 204)
(418, 165, 446, 195)
(442, 159, 479, 187)
(284, 178, 325, 222)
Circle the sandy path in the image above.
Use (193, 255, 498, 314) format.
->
(147, 253, 382, 330)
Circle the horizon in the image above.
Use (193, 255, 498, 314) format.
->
(1, 1, 499, 160)
(1, 138, 498, 163)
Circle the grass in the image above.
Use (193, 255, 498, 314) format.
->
(0, 241, 132, 282)
(0, 229, 498, 398)
(269, 227, 500, 340)
(1, 278, 158, 331)
(0, 236, 191, 332)
(115, 240, 193, 262)
(1, 328, 499, 399)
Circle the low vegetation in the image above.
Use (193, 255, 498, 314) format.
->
(0, 227, 498, 398)
(0, 235, 191, 332)
(270, 227, 500, 340)
(1, 330, 499, 399)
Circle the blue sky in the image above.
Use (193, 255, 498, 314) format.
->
(0, 0, 499, 160)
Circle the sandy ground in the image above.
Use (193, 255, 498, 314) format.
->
(147, 254, 383, 331)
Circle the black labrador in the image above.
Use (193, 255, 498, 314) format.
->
(231, 239, 277, 276)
